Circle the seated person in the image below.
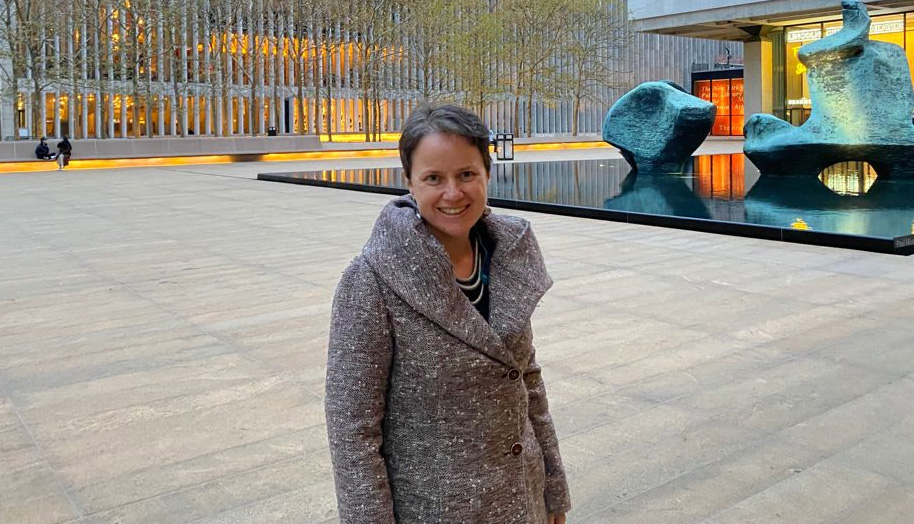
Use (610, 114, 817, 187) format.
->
(35, 137, 54, 160)
(57, 135, 72, 168)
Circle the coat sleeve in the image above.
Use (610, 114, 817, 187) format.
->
(523, 324, 572, 514)
(325, 257, 396, 523)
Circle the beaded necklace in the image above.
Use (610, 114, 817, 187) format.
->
(456, 234, 487, 305)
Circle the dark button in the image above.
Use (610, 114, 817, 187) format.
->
(511, 443, 523, 456)
(508, 369, 521, 381)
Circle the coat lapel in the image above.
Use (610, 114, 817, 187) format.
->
(363, 197, 517, 367)
(483, 214, 552, 362)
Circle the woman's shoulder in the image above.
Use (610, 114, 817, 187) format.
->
(484, 212, 541, 253)
(487, 212, 529, 231)
(339, 254, 379, 287)
(332, 254, 387, 307)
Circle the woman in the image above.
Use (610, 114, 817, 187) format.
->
(326, 104, 571, 523)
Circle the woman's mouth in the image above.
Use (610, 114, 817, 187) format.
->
(438, 205, 470, 216)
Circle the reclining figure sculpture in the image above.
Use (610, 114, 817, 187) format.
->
(744, 0, 914, 178)
(603, 81, 716, 173)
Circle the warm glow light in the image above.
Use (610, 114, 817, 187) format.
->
(517, 142, 612, 151)
(0, 150, 400, 174)
(0, 142, 616, 175)
(791, 218, 810, 230)
(320, 133, 401, 142)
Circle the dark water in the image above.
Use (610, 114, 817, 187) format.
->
(273, 155, 914, 241)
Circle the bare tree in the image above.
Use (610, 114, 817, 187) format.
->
(501, 0, 567, 137)
(400, 0, 459, 104)
(558, 0, 632, 136)
(445, 1, 502, 117)
(285, 0, 336, 137)
(0, 0, 60, 139)
(346, 0, 405, 140)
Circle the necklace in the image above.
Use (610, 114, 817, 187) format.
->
(456, 236, 486, 305)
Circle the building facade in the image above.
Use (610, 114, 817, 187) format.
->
(628, 0, 914, 126)
(0, 0, 738, 141)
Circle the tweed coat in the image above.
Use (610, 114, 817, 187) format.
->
(325, 195, 571, 523)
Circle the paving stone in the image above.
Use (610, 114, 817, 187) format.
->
(701, 459, 894, 524)
(838, 485, 914, 524)
(577, 438, 827, 524)
(836, 413, 914, 485)
(569, 419, 762, 520)
(778, 377, 914, 456)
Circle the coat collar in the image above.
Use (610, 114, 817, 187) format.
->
(362, 195, 552, 367)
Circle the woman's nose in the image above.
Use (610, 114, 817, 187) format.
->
(443, 178, 462, 198)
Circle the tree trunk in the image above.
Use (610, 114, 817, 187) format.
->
(572, 95, 580, 137)
(512, 96, 520, 137)
(525, 93, 533, 138)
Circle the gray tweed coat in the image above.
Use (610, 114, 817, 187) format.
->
(325, 195, 571, 523)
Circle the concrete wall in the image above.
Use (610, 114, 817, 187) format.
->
(630, 0, 790, 21)
(0, 135, 322, 162)
(629, 0, 906, 31)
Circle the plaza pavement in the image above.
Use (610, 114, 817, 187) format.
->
(1, 143, 913, 523)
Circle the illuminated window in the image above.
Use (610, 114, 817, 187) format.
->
(693, 75, 743, 136)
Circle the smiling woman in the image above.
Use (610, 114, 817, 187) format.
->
(325, 104, 571, 524)
(407, 133, 490, 279)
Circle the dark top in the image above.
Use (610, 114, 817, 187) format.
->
(35, 143, 50, 159)
(58, 139, 72, 156)
(457, 224, 493, 320)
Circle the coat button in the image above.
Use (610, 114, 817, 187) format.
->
(511, 443, 523, 456)
(508, 369, 520, 381)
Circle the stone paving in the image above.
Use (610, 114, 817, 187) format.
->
(1, 145, 913, 523)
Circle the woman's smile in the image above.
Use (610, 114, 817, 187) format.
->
(438, 205, 470, 215)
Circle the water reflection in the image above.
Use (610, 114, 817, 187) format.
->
(745, 174, 914, 237)
(602, 171, 713, 219)
(818, 161, 878, 196)
(489, 160, 630, 208)
(266, 153, 914, 240)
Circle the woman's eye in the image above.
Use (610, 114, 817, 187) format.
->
(460, 171, 476, 180)
(425, 174, 440, 184)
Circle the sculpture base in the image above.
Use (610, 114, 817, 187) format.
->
(745, 143, 914, 178)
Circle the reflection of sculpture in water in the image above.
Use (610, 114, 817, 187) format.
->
(602, 168, 712, 219)
(745, 164, 914, 237)
(744, 0, 914, 178)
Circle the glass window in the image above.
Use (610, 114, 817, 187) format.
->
(905, 13, 914, 86)
(710, 79, 730, 136)
(693, 80, 711, 103)
(785, 23, 819, 116)
(712, 115, 731, 136)
(870, 14, 904, 48)
(731, 78, 744, 135)
(731, 78, 744, 117)
(711, 79, 730, 116)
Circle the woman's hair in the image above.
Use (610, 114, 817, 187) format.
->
(398, 104, 491, 179)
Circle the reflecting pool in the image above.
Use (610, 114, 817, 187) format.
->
(259, 155, 914, 254)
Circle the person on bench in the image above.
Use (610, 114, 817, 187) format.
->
(57, 135, 72, 169)
(35, 137, 55, 160)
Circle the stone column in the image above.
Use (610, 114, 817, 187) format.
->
(744, 38, 773, 118)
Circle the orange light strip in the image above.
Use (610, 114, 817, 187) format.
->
(0, 141, 613, 174)
(515, 142, 611, 151)
(0, 149, 400, 174)
(319, 132, 401, 142)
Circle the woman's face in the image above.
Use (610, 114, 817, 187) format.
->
(408, 132, 489, 247)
